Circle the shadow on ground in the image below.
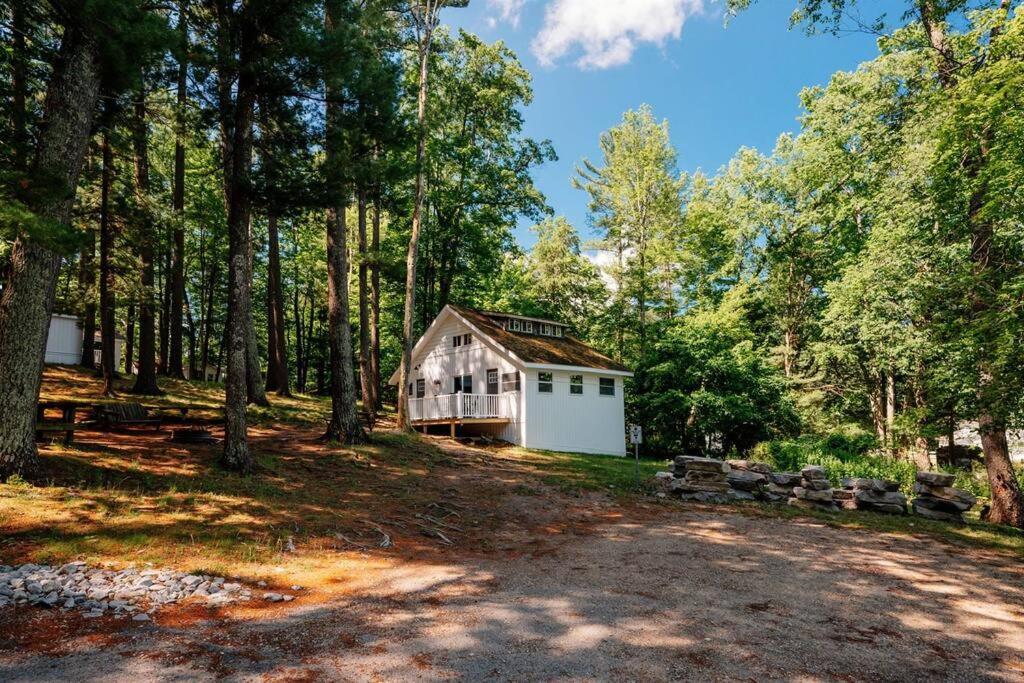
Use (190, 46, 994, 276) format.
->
(2, 507, 1023, 681)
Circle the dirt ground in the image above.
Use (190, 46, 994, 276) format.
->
(3, 471, 1024, 681)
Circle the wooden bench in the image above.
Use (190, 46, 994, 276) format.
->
(94, 402, 163, 431)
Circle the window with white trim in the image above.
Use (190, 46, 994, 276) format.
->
(525, 321, 534, 333)
(553, 326, 562, 337)
(541, 323, 551, 336)
(569, 374, 583, 395)
(416, 379, 426, 398)
(454, 374, 472, 394)
(599, 377, 615, 396)
(510, 319, 521, 332)
(538, 372, 553, 393)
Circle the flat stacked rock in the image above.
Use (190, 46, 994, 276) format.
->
(725, 460, 771, 500)
(765, 472, 802, 503)
(837, 478, 907, 514)
(668, 456, 733, 503)
(912, 472, 977, 523)
(788, 465, 838, 512)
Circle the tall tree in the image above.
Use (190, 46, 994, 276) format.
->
(396, 0, 468, 430)
(130, 74, 161, 395)
(217, 0, 258, 473)
(97, 111, 117, 396)
(322, 0, 362, 444)
(0, 19, 103, 478)
(168, 0, 189, 379)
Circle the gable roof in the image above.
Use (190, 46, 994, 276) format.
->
(448, 305, 630, 373)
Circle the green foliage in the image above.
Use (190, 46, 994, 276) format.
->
(637, 301, 800, 456)
(752, 436, 918, 493)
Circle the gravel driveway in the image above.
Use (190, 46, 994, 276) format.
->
(2, 507, 1024, 681)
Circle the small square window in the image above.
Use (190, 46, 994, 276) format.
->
(510, 319, 521, 332)
(542, 323, 551, 336)
(525, 321, 534, 333)
(599, 378, 615, 396)
(463, 333, 472, 345)
(570, 374, 583, 395)
(538, 372, 553, 393)
(452, 335, 461, 348)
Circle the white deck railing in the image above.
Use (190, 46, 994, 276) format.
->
(408, 392, 518, 422)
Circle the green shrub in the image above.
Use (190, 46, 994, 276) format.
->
(752, 435, 915, 494)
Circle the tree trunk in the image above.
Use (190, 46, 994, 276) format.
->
(168, 0, 189, 379)
(78, 220, 97, 369)
(398, 30, 435, 430)
(159, 250, 171, 373)
(244, 220, 268, 406)
(322, 0, 363, 443)
(357, 189, 373, 417)
(293, 259, 304, 393)
(130, 79, 162, 395)
(370, 195, 381, 408)
(124, 303, 135, 374)
(219, 7, 256, 474)
(0, 26, 102, 479)
(265, 213, 290, 395)
(98, 122, 117, 396)
(885, 372, 895, 449)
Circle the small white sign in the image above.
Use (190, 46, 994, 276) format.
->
(629, 424, 642, 445)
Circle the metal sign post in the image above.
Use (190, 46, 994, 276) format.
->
(629, 424, 642, 488)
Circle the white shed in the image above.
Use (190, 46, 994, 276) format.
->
(389, 305, 632, 456)
(44, 313, 122, 371)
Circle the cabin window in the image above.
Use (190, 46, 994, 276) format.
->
(525, 321, 534, 333)
(452, 335, 461, 348)
(510, 319, 521, 332)
(599, 377, 615, 396)
(501, 371, 520, 392)
(538, 372, 553, 393)
(569, 374, 584, 395)
(463, 333, 472, 345)
(416, 379, 426, 398)
(454, 374, 473, 394)
(541, 323, 551, 336)
(554, 326, 563, 337)
(486, 369, 499, 394)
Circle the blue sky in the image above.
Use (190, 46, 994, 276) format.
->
(445, 0, 885, 248)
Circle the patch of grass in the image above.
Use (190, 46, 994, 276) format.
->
(731, 499, 1024, 557)
(504, 447, 666, 496)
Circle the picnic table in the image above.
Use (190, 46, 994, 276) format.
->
(35, 400, 91, 445)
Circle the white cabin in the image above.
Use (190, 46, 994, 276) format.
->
(390, 305, 632, 456)
(45, 313, 123, 370)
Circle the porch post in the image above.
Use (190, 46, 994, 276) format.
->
(450, 420, 456, 438)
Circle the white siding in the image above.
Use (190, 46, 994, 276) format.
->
(522, 369, 627, 456)
(45, 314, 82, 365)
(408, 316, 524, 445)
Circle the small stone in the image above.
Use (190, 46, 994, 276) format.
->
(793, 486, 833, 502)
(282, 595, 295, 602)
(800, 465, 828, 481)
(290, 585, 303, 591)
(83, 610, 104, 618)
(264, 593, 284, 602)
(257, 581, 267, 588)
(63, 598, 76, 609)
(132, 613, 151, 622)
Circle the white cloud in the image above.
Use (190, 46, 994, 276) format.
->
(532, 0, 704, 69)
(486, 0, 526, 28)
